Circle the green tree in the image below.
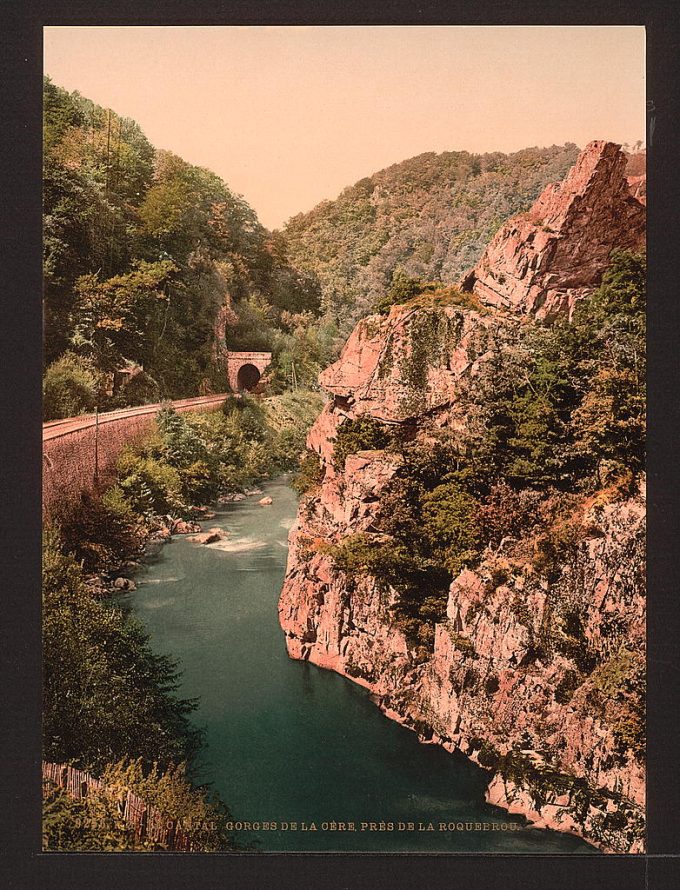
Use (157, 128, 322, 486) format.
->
(421, 482, 482, 573)
(476, 250, 645, 489)
(333, 415, 393, 468)
(70, 259, 177, 371)
(43, 352, 102, 420)
(42, 530, 200, 773)
(43, 78, 325, 405)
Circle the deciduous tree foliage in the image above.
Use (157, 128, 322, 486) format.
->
(42, 529, 201, 774)
(43, 760, 240, 852)
(43, 79, 322, 415)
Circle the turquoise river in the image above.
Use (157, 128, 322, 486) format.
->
(119, 477, 594, 853)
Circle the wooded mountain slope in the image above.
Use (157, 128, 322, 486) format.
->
(282, 144, 581, 334)
(43, 78, 321, 416)
(45, 80, 632, 418)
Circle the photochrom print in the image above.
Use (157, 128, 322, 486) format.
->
(41, 25, 646, 854)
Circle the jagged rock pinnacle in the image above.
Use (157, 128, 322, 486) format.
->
(460, 140, 646, 321)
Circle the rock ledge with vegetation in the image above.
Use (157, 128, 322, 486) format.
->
(280, 143, 646, 853)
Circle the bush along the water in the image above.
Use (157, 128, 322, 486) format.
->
(43, 391, 322, 851)
(42, 513, 231, 851)
(107, 390, 323, 519)
(50, 391, 324, 589)
(42, 528, 201, 775)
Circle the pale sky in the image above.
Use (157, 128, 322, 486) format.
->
(44, 25, 645, 230)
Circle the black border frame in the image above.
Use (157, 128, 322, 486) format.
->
(2, 2, 679, 887)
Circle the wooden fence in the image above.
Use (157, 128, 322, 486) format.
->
(42, 761, 196, 851)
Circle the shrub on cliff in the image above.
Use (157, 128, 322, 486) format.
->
(43, 351, 102, 421)
(531, 510, 585, 583)
(375, 271, 437, 314)
(474, 250, 645, 491)
(554, 670, 582, 705)
(571, 367, 645, 481)
(420, 482, 482, 574)
(354, 447, 485, 646)
(327, 531, 451, 648)
(585, 647, 645, 760)
(291, 450, 324, 495)
(333, 415, 393, 468)
(477, 482, 543, 548)
(474, 338, 576, 489)
(376, 272, 486, 316)
(558, 249, 645, 482)
(327, 533, 411, 583)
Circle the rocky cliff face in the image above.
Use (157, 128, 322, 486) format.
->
(280, 471, 645, 852)
(279, 142, 646, 853)
(460, 141, 645, 321)
(316, 300, 515, 425)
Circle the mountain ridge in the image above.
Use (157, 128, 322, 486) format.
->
(280, 141, 646, 853)
(282, 143, 581, 330)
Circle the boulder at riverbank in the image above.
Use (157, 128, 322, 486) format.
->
(188, 528, 230, 545)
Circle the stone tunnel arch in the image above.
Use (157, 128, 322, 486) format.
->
(225, 351, 272, 394)
(236, 363, 261, 392)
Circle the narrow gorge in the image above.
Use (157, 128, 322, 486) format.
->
(279, 142, 646, 854)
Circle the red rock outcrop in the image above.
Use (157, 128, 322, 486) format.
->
(625, 149, 647, 205)
(279, 140, 646, 853)
(317, 301, 516, 423)
(460, 141, 646, 321)
(279, 327, 645, 852)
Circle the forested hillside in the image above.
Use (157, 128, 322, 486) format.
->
(281, 144, 581, 336)
(43, 78, 325, 418)
(44, 82, 594, 420)
(47, 81, 623, 422)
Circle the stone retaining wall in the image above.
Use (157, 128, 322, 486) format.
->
(43, 395, 227, 518)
